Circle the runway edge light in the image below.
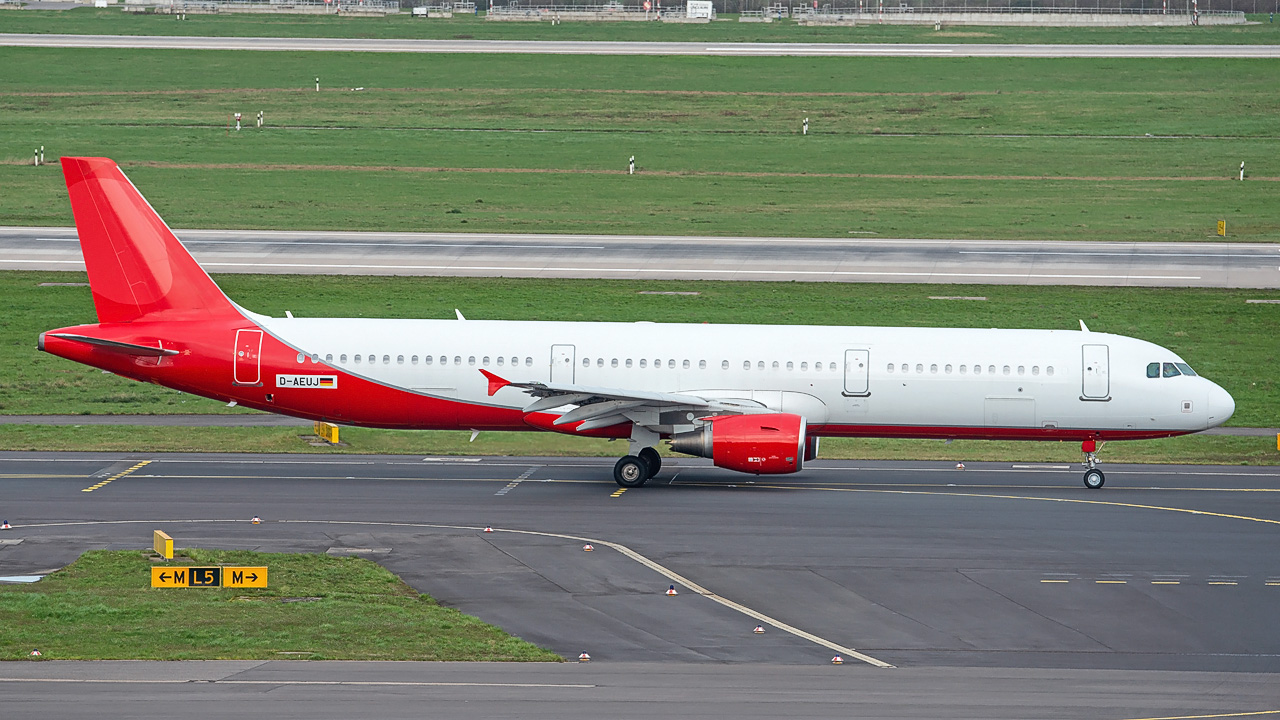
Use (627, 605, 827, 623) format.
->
(483, 526, 493, 533)
(578, 652, 590, 662)
(753, 625, 765, 634)
(831, 655, 844, 665)
(582, 544, 594, 552)
(666, 585, 678, 596)
(1, 521, 10, 530)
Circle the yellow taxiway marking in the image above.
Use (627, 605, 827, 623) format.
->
(1040, 579, 1069, 583)
(1122, 710, 1280, 720)
(610, 488, 627, 498)
(1267, 581, 1280, 586)
(0, 475, 84, 479)
(1208, 581, 1238, 586)
(81, 460, 151, 493)
(1151, 581, 1181, 585)
(1096, 580, 1127, 584)
(734, 483, 1280, 529)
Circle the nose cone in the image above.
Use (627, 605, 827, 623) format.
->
(1204, 382, 1235, 429)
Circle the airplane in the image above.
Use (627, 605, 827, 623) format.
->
(39, 157, 1236, 490)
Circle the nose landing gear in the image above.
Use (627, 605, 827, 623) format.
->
(1081, 438, 1105, 489)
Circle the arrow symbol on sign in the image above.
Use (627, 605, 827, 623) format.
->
(159, 572, 170, 582)
(247, 573, 258, 582)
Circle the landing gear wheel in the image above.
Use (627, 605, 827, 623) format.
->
(614, 455, 649, 488)
(1083, 468, 1105, 489)
(638, 447, 661, 478)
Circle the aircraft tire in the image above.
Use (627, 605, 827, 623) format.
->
(614, 456, 649, 488)
(1083, 469, 1105, 489)
(638, 447, 662, 478)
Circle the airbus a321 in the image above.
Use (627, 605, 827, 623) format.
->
(39, 158, 1236, 489)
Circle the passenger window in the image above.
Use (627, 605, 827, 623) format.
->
(641, 359, 648, 368)
(425, 356, 433, 366)
(467, 356, 475, 366)
(683, 359, 690, 369)
(722, 360, 729, 370)
(612, 358, 619, 368)
(887, 364, 895, 373)
(340, 354, 348, 363)
(829, 362, 836, 371)
(496, 356, 504, 366)
(454, 356, 462, 365)
(354, 355, 361, 364)
(930, 364, 938, 374)
(383, 355, 391, 365)
(1003, 365, 1011, 376)
(670, 359, 677, 369)
(915, 364, 923, 374)
(1163, 362, 1181, 378)
(582, 358, 590, 368)
(626, 359, 633, 368)
(786, 361, 794, 371)
(1017, 366, 1025, 375)
(945, 364, 952, 374)
(699, 360, 706, 370)
(988, 365, 995, 375)
(959, 365, 967, 375)
(759, 361, 766, 370)
(397, 355, 405, 365)
(801, 362, 808, 371)
(410, 355, 418, 365)
(525, 357, 533, 367)
(1047, 366, 1054, 376)
(1147, 362, 1159, 378)
(441, 356, 448, 366)
(1175, 362, 1197, 377)
(1032, 366, 1039, 376)
(743, 361, 750, 370)
(973, 365, 982, 375)
(599, 358, 605, 368)
(772, 361, 780, 370)
(900, 364, 908, 373)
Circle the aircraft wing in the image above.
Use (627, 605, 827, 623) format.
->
(479, 369, 767, 431)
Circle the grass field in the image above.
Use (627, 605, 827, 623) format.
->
(4, 271, 1277, 425)
(0, 549, 560, 661)
(2, 424, 1276, 464)
(3, 8, 1280, 44)
(2, 49, 1278, 240)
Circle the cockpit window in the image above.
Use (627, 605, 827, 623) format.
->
(1175, 362, 1197, 377)
(1163, 362, 1181, 378)
(1146, 362, 1160, 379)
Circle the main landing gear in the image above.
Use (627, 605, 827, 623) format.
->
(614, 447, 661, 488)
(614, 429, 662, 488)
(1081, 438, 1105, 489)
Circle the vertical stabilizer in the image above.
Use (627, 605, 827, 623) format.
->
(61, 157, 238, 323)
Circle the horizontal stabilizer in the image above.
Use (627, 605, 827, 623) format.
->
(48, 333, 178, 357)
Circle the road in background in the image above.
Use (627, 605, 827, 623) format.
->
(5, 227, 1277, 287)
(2, 34, 1279, 57)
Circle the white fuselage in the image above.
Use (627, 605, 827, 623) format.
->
(256, 316, 1235, 438)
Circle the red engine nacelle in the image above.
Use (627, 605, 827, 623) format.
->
(668, 413, 808, 475)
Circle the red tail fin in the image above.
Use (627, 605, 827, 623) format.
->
(62, 157, 238, 323)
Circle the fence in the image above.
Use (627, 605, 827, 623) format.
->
(124, 0, 401, 13)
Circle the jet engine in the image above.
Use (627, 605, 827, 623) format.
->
(668, 413, 808, 475)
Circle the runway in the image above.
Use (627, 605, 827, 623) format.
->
(3, 452, 1280, 716)
(5, 226, 1278, 287)
(2, 34, 1279, 57)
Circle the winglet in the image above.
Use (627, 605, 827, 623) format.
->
(479, 369, 510, 397)
(1079, 319, 1090, 332)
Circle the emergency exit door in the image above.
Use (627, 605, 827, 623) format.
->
(550, 344, 575, 384)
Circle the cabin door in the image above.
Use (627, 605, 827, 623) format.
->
(843, 349, 870, 397)
(1081, 344, 1110, 399)
(233, 329, 263, 386)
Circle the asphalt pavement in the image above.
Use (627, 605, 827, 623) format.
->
(6, 227, 1278, 287)
(2, 34, 1279, 57)
(4, 452, 1279, 716)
